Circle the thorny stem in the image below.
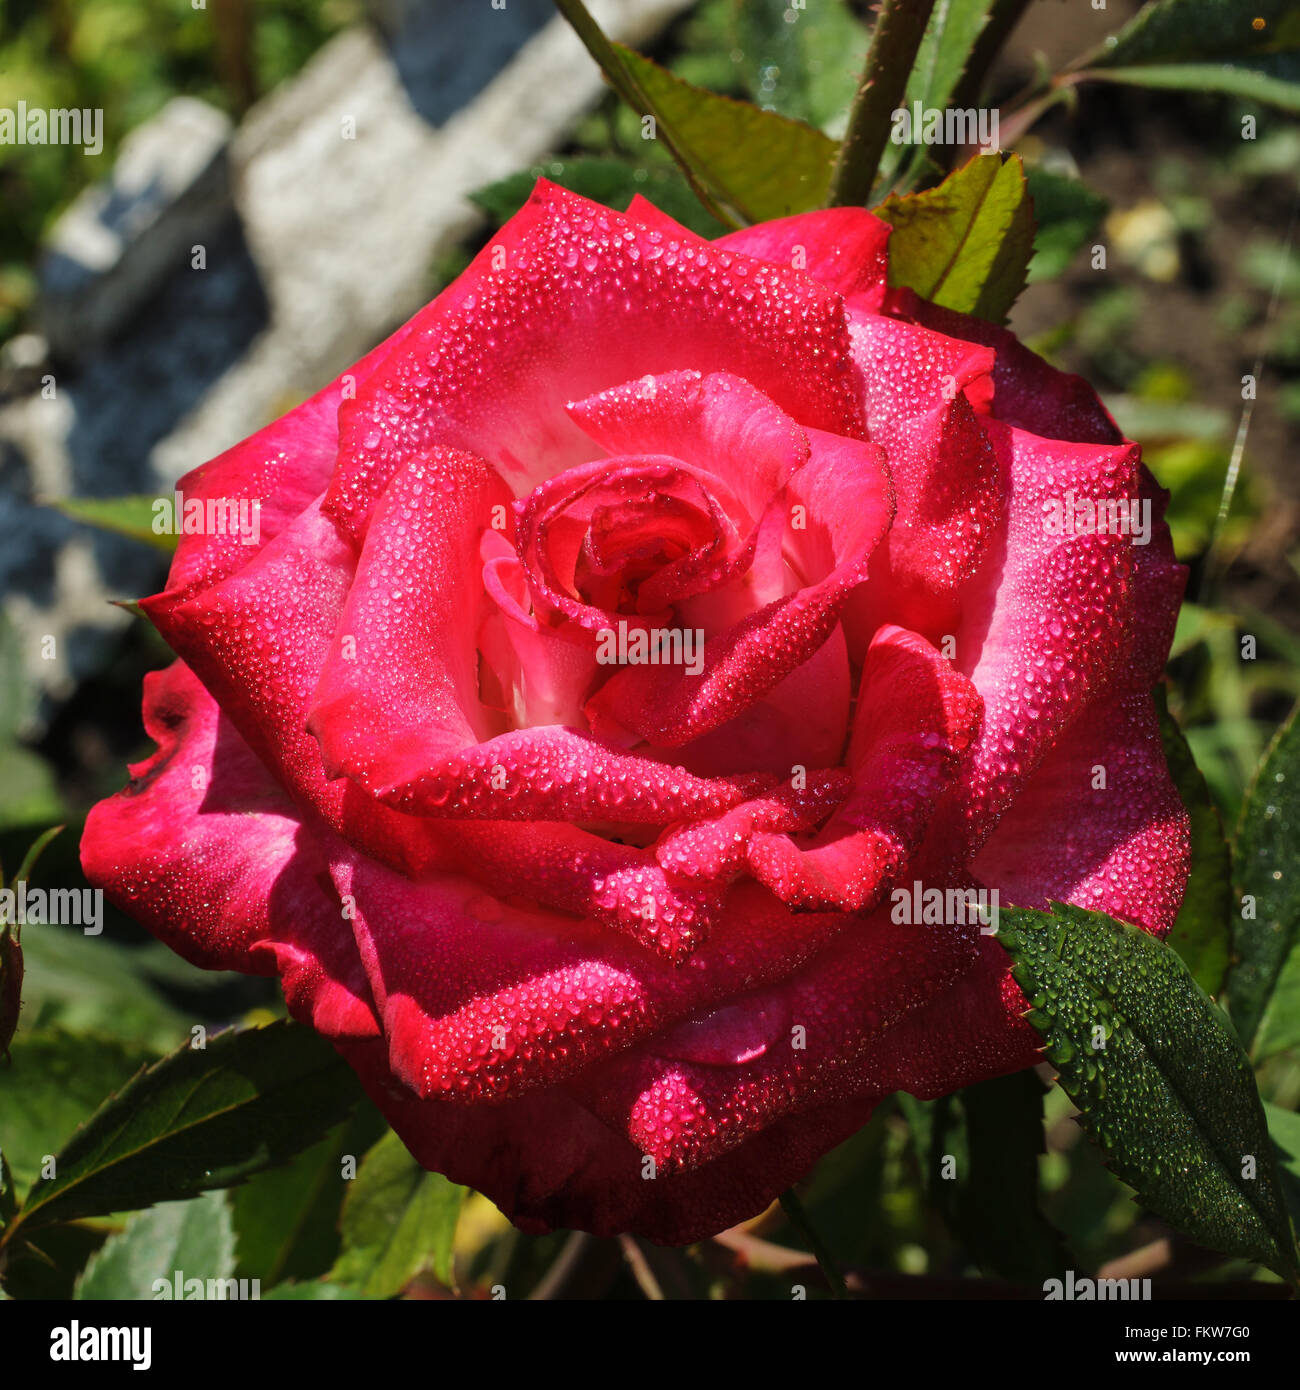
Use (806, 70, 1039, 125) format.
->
(829, 0, 938, 207)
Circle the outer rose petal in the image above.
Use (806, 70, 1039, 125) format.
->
(326, 181, 866, 535)
(936, 421, 1146, 858)
(143, 500, 447, 877)
(577, 931, 1036, 1176)
(847, 392, 1003, 649)
(333, 851, 851, 1099)
(338, 1034, 880, 1245)
(162, 317, 425, 603)
(714, 206, 892, 311)
(80, 661, 377, 1038)
(971, 689, 1189, 937)
(336, 920, 1034, 1242)
(901, 293, 1123, 445)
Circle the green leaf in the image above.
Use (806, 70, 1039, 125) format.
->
(0, 1149, 17, 1226)
(0, 1029, 155, 1192)
(0, 1222, 107, 1300)
(470, 157, 725, 239)
(14, 926, 191, 1051)
(1086, 59, 1300, 113)
(906, 0, 995, 114)
(1255, 950, 1300, 1065)
(1155, 688, 1233, 997)
(0, 746, 64, 834)
(10, 824, 64, 890)
(998, 903, 1299, 1279)
(1, 1021, 364, 1239)
(614, 44, 837, 222)
(873, 152, 1035, 322)
(794, 1108, 892, 1271)
(230, 1103, 385, 1288)
(1084, 0, 1300, 112)
(44, 495, 177, 553)
(1094, 0, 1298, 68)
(262, 1279, 373, 1299)
(0, 613, 35, 743)
(74, 1191, 235, 1300)
(1265, 1102, 1300, 1231)
(1025, 166, 1108, 283)
(930, 1070, 1072, 1284)
(329, 1131, 466, 1296)
(551, 2, 835, 223)
(1228, 699, 1300, 1057)
(879, 0, 997, 191)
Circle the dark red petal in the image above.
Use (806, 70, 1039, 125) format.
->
(80, 662, 378, 1038)
(335, 852, 851, 1097)
(337, 1034, 881, 1243)
(898, 292, 1123, 445)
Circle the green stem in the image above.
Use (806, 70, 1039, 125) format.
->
(779, 1190, 848, 1299)
(829, 0, 938, 208)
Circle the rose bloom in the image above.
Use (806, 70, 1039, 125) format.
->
(82, 182, 1187, 1243)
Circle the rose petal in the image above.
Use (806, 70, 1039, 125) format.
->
(335, 852, 852, 1096)
(338, 1033, 880, 1243)
(308, 450, 748, 825)
(971, 688, 1189, 937)
(80, 661, 378, 1038)
(715, 206, 892, 310)
(143, 500, 447, 877)
(747, 626, 983, 911)
(566, 369, 809, 524)
(325, 180, 866, 536)
(586, 429, 892, 746)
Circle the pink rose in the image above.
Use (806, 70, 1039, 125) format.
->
(82, 182, 1187, 1242)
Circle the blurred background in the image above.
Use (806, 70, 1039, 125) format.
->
(1, 0, 1298, 1296)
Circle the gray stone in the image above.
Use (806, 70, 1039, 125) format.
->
(3, 0, 693, 719)
(38, 98, 233, 363)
